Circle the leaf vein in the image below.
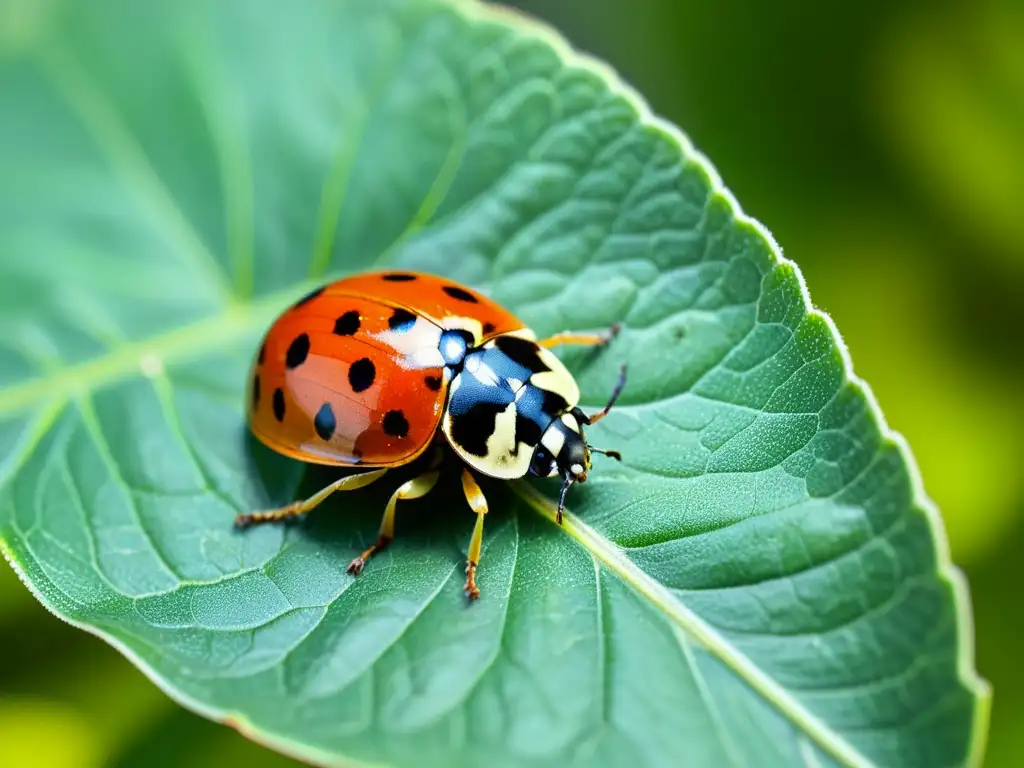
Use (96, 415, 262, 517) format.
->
(179, 19, 256, 299)
(674, 626, 746, 767)
(75, 395, 185, 583)
(150, 371, 245, 514)
(35, 43, 236, 305)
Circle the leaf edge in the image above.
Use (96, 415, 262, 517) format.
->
(468, 4, 991, 765)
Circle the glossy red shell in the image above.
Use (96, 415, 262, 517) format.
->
(247, 270, 526, 468)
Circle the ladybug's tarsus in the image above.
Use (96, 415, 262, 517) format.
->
(235, 502, 302, 527)
(348, 536, 387, 577)
(347, 533, 395, 575)
(464, 562, 481, 601)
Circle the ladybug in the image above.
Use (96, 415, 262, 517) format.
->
(237, 270, 625, 600)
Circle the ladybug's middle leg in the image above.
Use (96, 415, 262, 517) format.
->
(460, 468, 489, 601)
(346, 467, 441, 576)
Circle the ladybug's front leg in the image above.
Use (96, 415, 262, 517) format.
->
(460, 468, 489, 601)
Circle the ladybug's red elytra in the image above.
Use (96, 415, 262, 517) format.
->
(238, 270, 625, 600)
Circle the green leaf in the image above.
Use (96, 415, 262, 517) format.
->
(0, 0, 990, 766)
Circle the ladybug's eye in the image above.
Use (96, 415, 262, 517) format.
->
(529, 446, 556, 477)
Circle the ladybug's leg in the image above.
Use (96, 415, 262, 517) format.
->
(538, 322, 620, 350)
(235, 469, 389, 527)
(460, 468, 489, 601)
(346, 468, 440, 576)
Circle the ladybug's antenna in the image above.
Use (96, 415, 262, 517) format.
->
(588, 446, 622, 461)
(579, 363, 627, 425)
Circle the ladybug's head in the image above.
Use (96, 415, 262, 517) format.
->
(529, 417, 592, 481)
(528, 363, 628, 524)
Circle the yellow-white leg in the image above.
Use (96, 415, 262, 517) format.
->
(235, 469, 389, 527)
(346, 469, 440, 575)
(539, 322, 620, 350)
(461, 468, 489, 600)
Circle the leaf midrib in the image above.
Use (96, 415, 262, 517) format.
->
(511, 481, 872, 768)
(0, 281, 315, 418)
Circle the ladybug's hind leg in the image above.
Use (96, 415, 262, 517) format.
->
(235, 468, 389, 527)
(460, 468, 490, 601)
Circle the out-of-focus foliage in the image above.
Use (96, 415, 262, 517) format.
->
(0, 0, 1017, 766)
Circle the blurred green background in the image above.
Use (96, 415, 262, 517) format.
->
(0, 0, 1018, 765)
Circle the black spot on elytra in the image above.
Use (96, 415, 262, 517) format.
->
(482, 322, 496, 335)
(314, 402, 336, 441)
(424, 374, 443, 391)
(257, 343, 266, 365)
(348, 358, 376, 393)
(388, 308, 417, 332)
(450, 401, 505, 457)
(293, 286, 324, 308)
(285, 333, 310, 369)
(382, 273, 417, 282)
(334, 310, 360, 336)
(382, 409, 409, 438)
(493, 334, 550, 374)
(252, 375, 260, 410)
(273, 388, 285, 422)
(443, 285, 478, 303)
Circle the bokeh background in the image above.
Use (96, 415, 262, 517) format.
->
(1, 0, 1019, 765)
